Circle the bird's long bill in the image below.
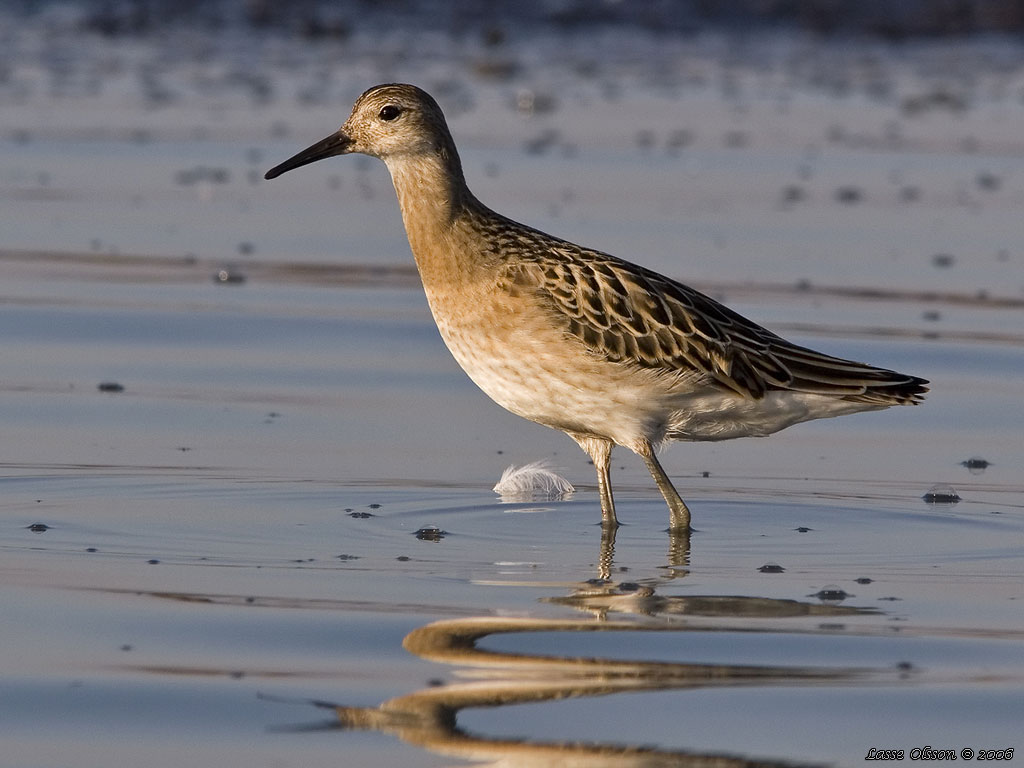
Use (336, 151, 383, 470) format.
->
(264, 131, 353, 180)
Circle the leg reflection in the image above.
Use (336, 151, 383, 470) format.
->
(667, 527, 691, 577)
(598, 522, 617, 581)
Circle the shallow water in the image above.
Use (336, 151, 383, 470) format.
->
(2, 13, 1023, 768)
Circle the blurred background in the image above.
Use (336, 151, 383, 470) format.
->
(5, 0, 1024, 292)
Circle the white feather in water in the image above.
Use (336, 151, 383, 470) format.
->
(493, 460, 575, 501)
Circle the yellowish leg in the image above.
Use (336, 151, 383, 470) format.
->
(637, 442, 691, 532)
(569, 434, 619, 529)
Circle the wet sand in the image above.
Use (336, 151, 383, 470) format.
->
(2, 13, 1023, 768)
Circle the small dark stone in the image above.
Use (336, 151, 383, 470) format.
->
(368, 503, 382, 509)
(27, 523, 50, 533)
(758, 563, 785, 573)
(813, 587, 850, 601)
(147, 559, 160, 565)
(396, 555, 411, 561)
(795, 526, 812, 533)
(922, 485, 960, 503)
(976, 171, 1001, 191)
(97, 381, 124, 393)
(855, 577, 873, 584)
(635, 129, 656, 150)
(961, 457, 990, 470)
(900, 185, 921, 202)
(349, 511, 374, 519)
(336, 554, 360, 561)
(781, 184, 806, 204)
(834, 186, 863, 204)
(414, 525, 446, 542)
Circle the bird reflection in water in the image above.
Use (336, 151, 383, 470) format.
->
(277, 596, 875, 767)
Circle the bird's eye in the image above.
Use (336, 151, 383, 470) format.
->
(379, 105, 402, 121)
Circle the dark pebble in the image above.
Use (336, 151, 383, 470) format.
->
(758, 563, 785, 573)
(900, 185, 921, 202)
(835, 186, 863, 204)
(97, 382, 124, 393)
(781, 184, 806, 204)
(414, 525, 446, 542)
(922, 486, 960, 503)
(27, 523, 50, 532)
(976, 171, 1001, 191)
(813, 587, 850, 601)
(961, 457, 990, 470)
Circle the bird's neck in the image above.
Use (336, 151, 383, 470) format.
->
(384, 148, 481, 287)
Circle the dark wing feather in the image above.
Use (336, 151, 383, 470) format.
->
(506, 241, 928, 404)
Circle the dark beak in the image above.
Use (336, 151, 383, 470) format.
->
(264, 131, 353, 180)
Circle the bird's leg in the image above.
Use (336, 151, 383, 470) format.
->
(637, 441, 691, 533)
(569, 434, 618, 529)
